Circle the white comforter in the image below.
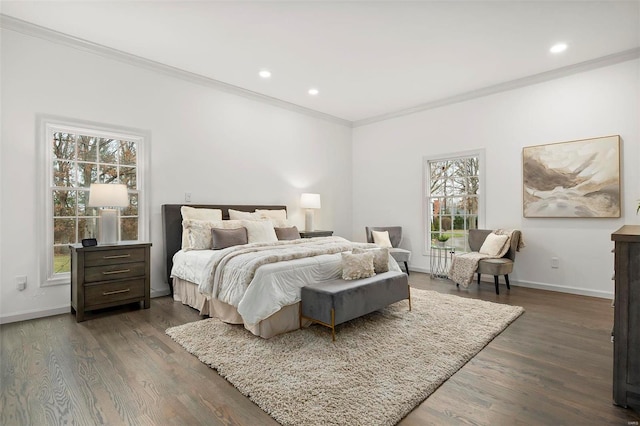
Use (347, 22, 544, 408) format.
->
(171, 236, 400, 325)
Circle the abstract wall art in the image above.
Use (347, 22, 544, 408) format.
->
(523, 135, 620, 218)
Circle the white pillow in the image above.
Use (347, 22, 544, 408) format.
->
(479, 233, 510, 257)
(372, 230, 393, 248)
(181, 206, 223, 248)
(342, 251, 376, 280)
(269, 218, 292, 228)
(241, 220, 278, 243)
(352, 247, 389, 273)
(255, 209, 287, 220)
(182, 219, 243, 250)
(228, 209, 261, 221)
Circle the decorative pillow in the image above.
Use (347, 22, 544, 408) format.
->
(255, 209, 287, 220)
(182, 219, 243, 250)
(241, 220, 278, 243)
(371, 230, 393, 248)
(275, 226, 301, 240)
(479, 233, 510, 257)
(228, 209, 262, 220)
(352, 247, 389, 273)
(212, 227, 248, 250)
(181, 206, 223, 248)
(341, 251, 376, 280)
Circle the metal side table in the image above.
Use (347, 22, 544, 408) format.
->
(430, 245, 455, 279)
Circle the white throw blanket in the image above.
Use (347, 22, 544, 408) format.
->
(448, 252, 494, 287)
(207, 237, 359, 301)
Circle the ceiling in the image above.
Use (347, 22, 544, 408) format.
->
(1, 1, 639, 124)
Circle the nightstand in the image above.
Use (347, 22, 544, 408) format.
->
(70, 242, 151, 322)
(299, 230, 334, 238)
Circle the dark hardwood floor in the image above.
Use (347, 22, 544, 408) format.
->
(1, 273, 639, 425)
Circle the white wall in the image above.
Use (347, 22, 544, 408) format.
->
(353, 59, 640, 298)
(0, 29, 352, 322)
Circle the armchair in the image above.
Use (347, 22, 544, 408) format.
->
(365, 226, 411, 275)
(467, 229, 522, 294)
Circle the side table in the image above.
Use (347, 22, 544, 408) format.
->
(70, 241, 151, 322)
(430, 245, 455, 279)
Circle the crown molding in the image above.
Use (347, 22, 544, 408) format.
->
(353, 47, 640, 127)
(0, 14, 352, 127)
(2, 14, 638, 130)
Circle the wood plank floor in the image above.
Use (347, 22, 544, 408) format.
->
(1, 273, 639, 425)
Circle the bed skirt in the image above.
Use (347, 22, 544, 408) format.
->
(172, 277, 308, 339)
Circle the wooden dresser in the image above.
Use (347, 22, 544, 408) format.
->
(611, 225, 640, 410)
(70, 242, 151, 322)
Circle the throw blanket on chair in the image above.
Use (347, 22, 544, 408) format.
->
(448, 229, 524, 288)
(448, 252, 494, 288)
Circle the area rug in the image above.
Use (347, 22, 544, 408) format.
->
(166, 289, 524, 426)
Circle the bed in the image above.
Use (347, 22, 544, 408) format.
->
(162, 204, 400, 338)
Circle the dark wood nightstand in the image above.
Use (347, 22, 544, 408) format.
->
(70, 241, 151, 322)
(299, 230, 334, 238)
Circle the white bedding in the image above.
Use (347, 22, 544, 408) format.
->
(171, 237, 400, 325)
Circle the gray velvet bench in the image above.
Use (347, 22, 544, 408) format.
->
(299, 271, 411, 341)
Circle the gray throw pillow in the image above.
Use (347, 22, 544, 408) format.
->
(274, 226, 301, 240)
(212, 227, 248, 250)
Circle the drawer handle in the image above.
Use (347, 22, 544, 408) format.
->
(103, 254, 131, 259)
(103, 288, 131, 296)
(102, 269, 130, 275)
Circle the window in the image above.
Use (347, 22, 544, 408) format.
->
(39, 117, 148, 286)
(424, 150, 484, 254)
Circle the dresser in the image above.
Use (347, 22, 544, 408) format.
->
(611, 225, 640, 410)
(70, 242, 151, 322)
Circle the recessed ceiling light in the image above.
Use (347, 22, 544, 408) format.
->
(550, 43, 568, 54)
(259, 70, 271, 78)
(308, 88, 319, 96)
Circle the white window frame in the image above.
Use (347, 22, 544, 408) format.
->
(423, 149, 485, 255)
(37, 115, 150, 287)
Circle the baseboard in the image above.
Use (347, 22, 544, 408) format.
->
(0, 291, 171, 324)
(0, 305, 70, 324)
(408, 266, 613, 299)
(513, 279, 613, 299)
(151, 288, 171, 298)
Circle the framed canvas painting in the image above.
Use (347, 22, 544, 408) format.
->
(523, 135, 620, 218)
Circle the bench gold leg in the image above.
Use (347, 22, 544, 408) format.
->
(408, 285, 412, 311)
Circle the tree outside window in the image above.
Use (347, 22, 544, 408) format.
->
(425, 154, 481, 253)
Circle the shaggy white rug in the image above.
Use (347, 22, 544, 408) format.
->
(166, 289, 524, 426)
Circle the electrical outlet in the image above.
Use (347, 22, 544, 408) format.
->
(185, 192, 192, 202)
(551, 257, 559, 268)
(16, 275, 27, 291)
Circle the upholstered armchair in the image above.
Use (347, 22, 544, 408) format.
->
(468, 229, 522, 294)
(365, 226, 411, 275)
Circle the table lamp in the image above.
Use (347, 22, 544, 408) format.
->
(88, 183, 129, 244)
(300, 193, 321, 231)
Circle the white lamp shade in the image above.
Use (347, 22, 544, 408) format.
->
(88, 184, 129, 208)
(300, 193, 321, 209)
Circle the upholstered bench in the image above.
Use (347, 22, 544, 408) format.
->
(300, 271, 411, 341)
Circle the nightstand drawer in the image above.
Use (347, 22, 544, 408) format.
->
(84, 262, 146, 283)
(84, 248, 146, 267)
(85, 279, 146, 306)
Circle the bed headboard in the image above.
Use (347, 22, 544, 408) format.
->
(161, 204, 287, 289)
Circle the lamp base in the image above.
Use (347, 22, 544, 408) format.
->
(98, 209, 119, 244)
(305, 209, 315, 232)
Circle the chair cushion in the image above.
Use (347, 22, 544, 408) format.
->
(478, 257, 514, 276)
(372, 230, 393, 248)
(389, 247, 411, 263)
